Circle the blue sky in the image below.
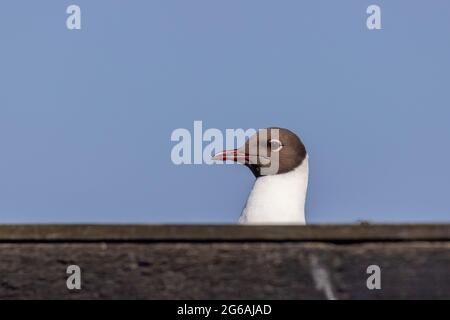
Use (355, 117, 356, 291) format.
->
(0, 1, 449, 223)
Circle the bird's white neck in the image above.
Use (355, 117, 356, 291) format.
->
(240, 156, 309, 224)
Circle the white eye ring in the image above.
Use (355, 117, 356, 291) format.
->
(269, 139, 283, 152)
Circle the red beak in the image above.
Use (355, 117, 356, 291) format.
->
(212, 149, 248, 162)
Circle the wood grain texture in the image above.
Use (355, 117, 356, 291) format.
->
(0, 225, 449, 299)
(0, 224, 449, 242)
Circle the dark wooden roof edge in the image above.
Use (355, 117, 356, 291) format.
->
(0, 224, 449, 242)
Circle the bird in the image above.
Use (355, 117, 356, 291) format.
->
(212, 127, 308, 224)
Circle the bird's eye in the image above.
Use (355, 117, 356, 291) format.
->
(269, 139, 283, 152)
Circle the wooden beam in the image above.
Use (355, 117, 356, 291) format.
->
(0, 224, 449, 299)
(0, 224, 449, 242)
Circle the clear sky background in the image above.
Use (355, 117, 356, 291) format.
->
(1, 1, 449, 223)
